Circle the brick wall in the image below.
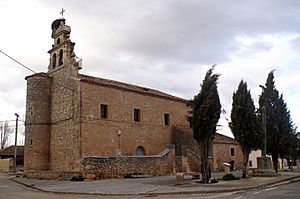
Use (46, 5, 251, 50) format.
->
(81, 146, 175, 180)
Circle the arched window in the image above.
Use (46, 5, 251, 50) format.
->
(135, 146, 145, 156)
(58, 49, 63, 66)
(57, 38, 60, 45)
(52, 53, 56, 69)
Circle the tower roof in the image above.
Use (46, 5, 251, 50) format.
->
(51, 19, 66, 32)
(50, 18, 71, 39)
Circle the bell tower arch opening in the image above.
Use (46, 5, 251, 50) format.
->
(47, 18, 81, 74)
(58, 49, 63, 66)
(52, 53, 56, 69)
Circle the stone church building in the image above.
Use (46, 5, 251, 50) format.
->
(24, 19, 242, 179)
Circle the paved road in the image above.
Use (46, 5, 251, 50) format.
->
(0, 173, 229, 199)
(0, 173, 237, 199)
(1, 172, 300, 199)
(228, 180, 300, 199)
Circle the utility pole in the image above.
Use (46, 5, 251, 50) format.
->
(14, 113, 19, 173)
(262, 106, 267, 157)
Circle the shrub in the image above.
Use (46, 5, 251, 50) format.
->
(195, 178, 219, 184)
(70, 175, 84, 181)
(210, 178, 219, 183)
(222, 173, 239, 181)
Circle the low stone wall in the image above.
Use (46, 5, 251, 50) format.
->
(186, 149, 201, 172)
(23, 171, 81, 180)
(178, 146, 201, 173)
(81, 146, 175, 180)
(0, 158, 13, 172)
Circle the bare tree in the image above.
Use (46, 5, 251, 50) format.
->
(0, 121, 13, 149)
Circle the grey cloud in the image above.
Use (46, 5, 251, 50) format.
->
(236, 40, 274, 57)
(6, 0, 298, 131)
(289, 36, 300, 52)
(41, 0, 300, 67)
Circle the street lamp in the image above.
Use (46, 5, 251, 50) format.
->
(14, 113, 19, 173)
(117, 129, 121, 156)
(261, 106, 267, 157)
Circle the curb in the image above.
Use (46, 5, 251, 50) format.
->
(10, 175, 300, 196)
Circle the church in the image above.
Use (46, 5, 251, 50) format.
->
(24, 18, 242, 179)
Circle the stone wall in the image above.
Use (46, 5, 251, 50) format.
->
(176, 146, 201, 172)
(81, 146, 175, 180)
(185, 149, 201, 172)
(80, 80, 190, 158)
(175, 135, 244, 173)
(48, 66, 81, 171)
(0, 158, 13, 172)
(24, 170, 81, 180)
(213, 143, 243, 171)
(24, 73, 52, 171)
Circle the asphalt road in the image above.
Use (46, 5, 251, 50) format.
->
(228, 180, 300, 199)
(0, 173, 300, 199)
(0, 173, 223, 199)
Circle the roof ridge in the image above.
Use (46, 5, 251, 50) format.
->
(78, 74, 187, 102)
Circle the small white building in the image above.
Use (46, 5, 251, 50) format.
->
(248, 150, 289, 170)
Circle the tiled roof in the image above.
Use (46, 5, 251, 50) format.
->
(79, 74, 187, 103)
(213, 133, 239, 145)
(0, 145, 24, 156)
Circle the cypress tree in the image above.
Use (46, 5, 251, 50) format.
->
(229, 80, 259, 178)
(276, 95, 293, 160)
(259, 71, 281, 173)
(187, 66, 221, 183)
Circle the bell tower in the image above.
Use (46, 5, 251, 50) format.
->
(47, 18, 81, 75)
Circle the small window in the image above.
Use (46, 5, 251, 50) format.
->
(134, 108, 140, 122)
(164, 113, 170, 126)
(230, 148, 235, 156)
(57, 38, 61, 45)
(100, 104, 108, 118)
(249, 160, 252, 167)
(136, 146, 145, 156)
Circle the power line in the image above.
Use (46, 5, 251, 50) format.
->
(0, 120, 24, 123)
(1, 49, 76, 122)
(0, 124, 24, 128)
(0, 49, 37, 74)
(0, 49, 75, 92)
(0, 120, 17, 122)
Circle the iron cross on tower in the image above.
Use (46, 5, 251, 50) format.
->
(60, 8, 65, 18)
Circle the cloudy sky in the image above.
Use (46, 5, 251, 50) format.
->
(1, 0, 300, 140)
